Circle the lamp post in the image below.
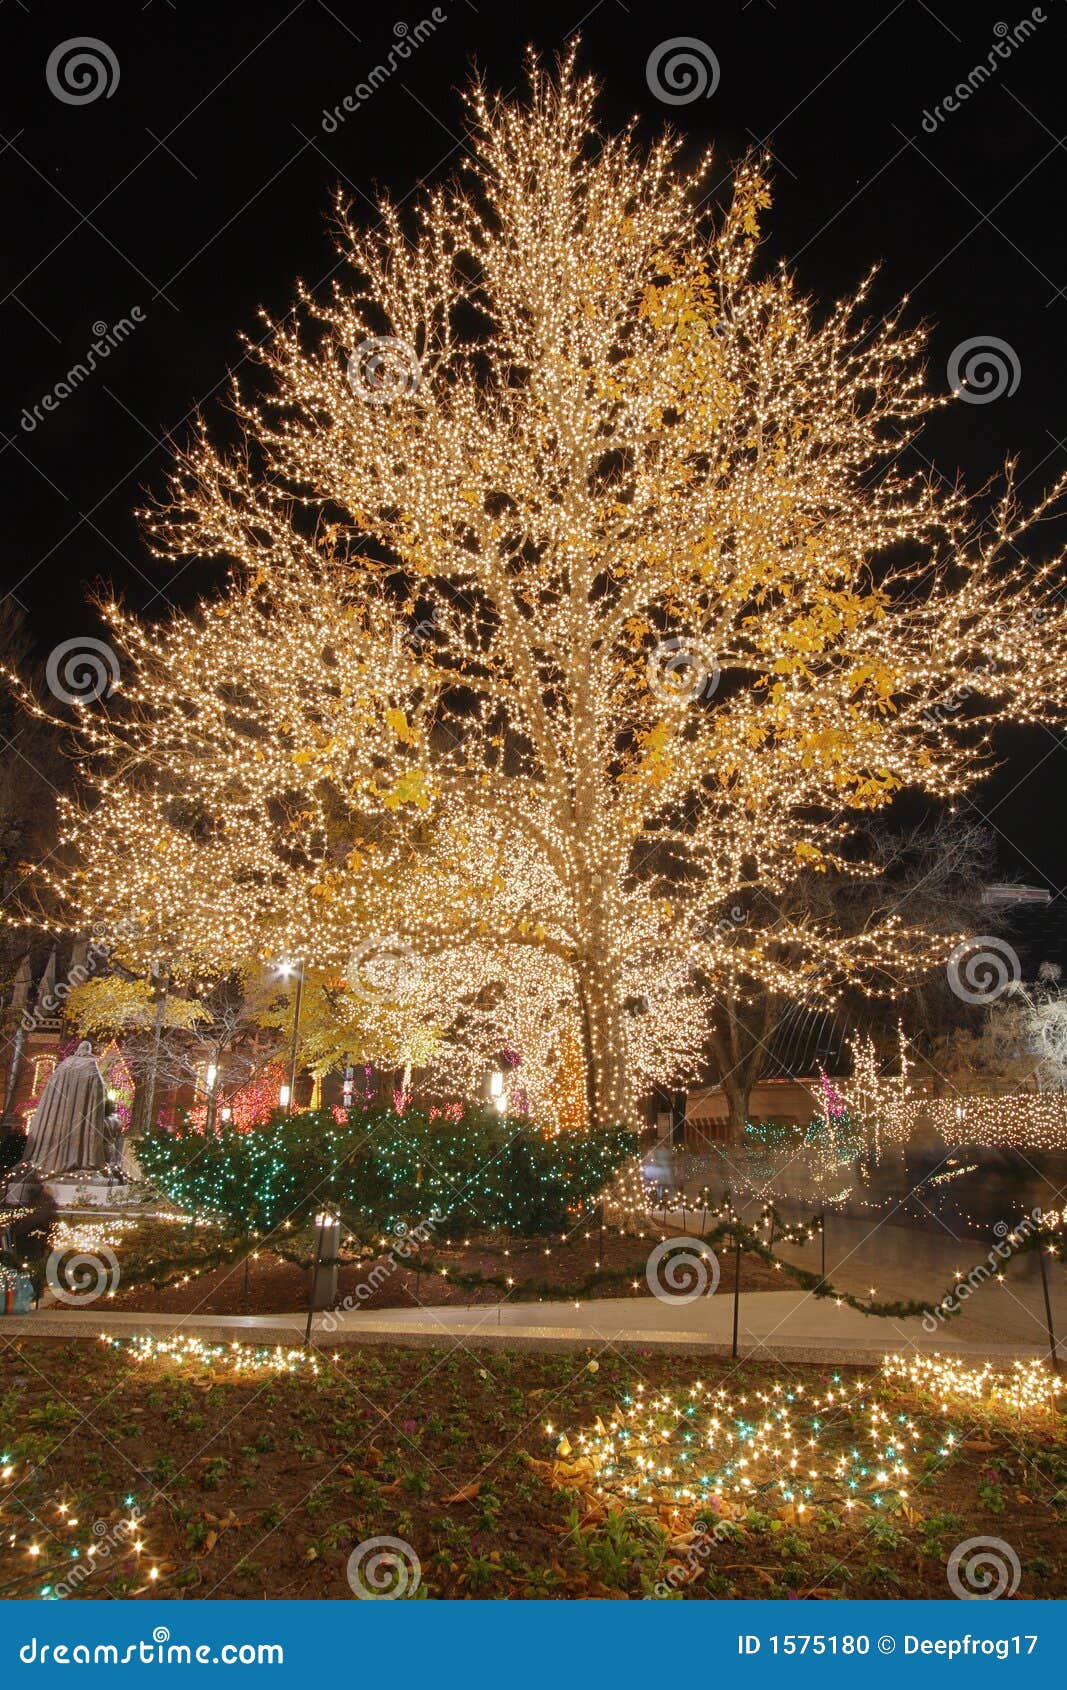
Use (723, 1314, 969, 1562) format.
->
(138, 967, 168, 1135)
(305, 1210, 340, 1345)
(278, 960, 304, 1117)
(487, 1067, 506, 1114)
(205, 1059, 218, 1136)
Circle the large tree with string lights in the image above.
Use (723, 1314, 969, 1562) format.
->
(10, 50, 1067, 1136)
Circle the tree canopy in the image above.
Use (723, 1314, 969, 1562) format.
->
(9, 50, 1067, 1133)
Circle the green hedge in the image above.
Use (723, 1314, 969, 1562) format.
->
(136, 1106, 637, 1238)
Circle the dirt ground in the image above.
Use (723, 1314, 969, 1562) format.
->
(106, 1230, 788, 1315)
(1, 1338, 1064, 1600)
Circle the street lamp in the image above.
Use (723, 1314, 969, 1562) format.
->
(276, 960, 304, 1117)
(205, 1060, 219, 1135)
(487, 1068, 507, 1114)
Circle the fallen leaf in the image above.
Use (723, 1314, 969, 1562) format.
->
(441, 1481, 482, 1505)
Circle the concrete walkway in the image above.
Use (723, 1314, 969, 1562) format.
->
(1, 1287, 1057, 1364)
(5, 1193, 1061, 1365)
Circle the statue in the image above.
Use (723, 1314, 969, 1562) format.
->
(23, 1042, 107, 1175)
(102, 1110, 128, 1183)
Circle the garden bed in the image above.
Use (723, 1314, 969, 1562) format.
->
(104, 1229, 790, 1314)
(1, 1338, 1064, 1599)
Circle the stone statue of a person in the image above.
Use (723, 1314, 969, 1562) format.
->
(23, 1042, 107, 1175)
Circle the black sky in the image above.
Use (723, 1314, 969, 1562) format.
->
(3, 0, 1067, 890)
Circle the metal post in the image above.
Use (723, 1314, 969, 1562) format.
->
(286, 962, 304, 1118)
(303, 1221, 323, 1347)
(304, 1211, 339, 1344)
(140, 972, 168, 1135)
(1038, 1247, 1060, 1374)
(205, 1052, 219, 1137)
(821, 1212, 827, 1279)
(731, 1225, 742, 1360)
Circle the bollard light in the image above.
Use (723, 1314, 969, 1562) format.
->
(307, 1211, 342, 1330)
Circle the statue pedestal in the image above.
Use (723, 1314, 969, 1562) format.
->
(21, 1172, 145, 1210)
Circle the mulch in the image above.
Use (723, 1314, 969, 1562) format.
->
(2, 1339, 1064, 1599)
(105, 1228, 791, 1315)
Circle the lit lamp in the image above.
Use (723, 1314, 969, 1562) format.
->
(278, 1084, 291, 1110)
(205, 1061, 218, 1135)
(306, 1211, 341, 1340)
(488, 1069, 507, 1114)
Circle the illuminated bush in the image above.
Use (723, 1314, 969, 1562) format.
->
(137, 1106, 637, 1237)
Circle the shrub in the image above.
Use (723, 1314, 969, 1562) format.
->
(137, 1106, 637, 1237)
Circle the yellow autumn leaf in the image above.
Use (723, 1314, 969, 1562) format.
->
(382, 769, 431, 810)
(385, 707, 419, 746)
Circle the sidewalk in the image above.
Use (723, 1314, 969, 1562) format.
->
(1, 1288, 1056, 1364)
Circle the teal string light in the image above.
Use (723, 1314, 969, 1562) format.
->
(137, 1105, 637, 1237)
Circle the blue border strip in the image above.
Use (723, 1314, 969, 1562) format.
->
(1, 1600, 1063, 1686)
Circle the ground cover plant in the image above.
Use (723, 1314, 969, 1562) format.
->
(0, 1339, 1063, 1600)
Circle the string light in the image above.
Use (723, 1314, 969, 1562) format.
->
(553, 1352, 1061, 1527)
(99, 1332, 323, 1378)
(7, 53, 1067, 1135)
(558, 1374, 930, 1519)
(138, 1104, 634, 1234)
(843, 1031, 1067, 1152)
(880, 1352, 1065, 1416)
(0, 1457, 155, 1597)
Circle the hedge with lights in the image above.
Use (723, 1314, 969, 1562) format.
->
(137, 1105, 637, 1237)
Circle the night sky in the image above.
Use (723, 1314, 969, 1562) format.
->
(3, 0, 1066, 888)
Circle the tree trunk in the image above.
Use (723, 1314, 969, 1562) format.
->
(719, 1071, 751, 1144)
(575, 966, 631, 1134)
(709, 987, 779, 1145)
